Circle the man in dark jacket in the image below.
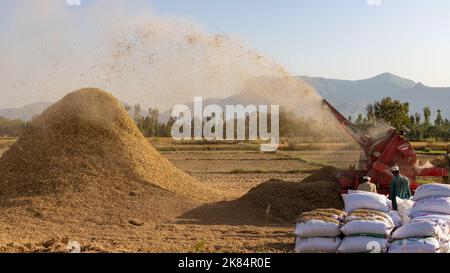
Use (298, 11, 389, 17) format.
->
(389, 165, 411, 210)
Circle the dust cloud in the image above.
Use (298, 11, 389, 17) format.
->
(0, 1, 308, 110)
(0, 0, 350, 139)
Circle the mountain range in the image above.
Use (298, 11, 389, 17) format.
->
(298, 73, 450, 119)
(0, 102, 52, 121)
(1, 73, 449, 121)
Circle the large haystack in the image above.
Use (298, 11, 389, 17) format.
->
(0, 88, 218, 225)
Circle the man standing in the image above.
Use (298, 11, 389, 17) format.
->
(389, 165, 411, 210)
(357, 176, 377, 193)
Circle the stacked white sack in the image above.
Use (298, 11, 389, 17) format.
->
(338, 191, 394, 253)
(294, 209, 345, 253)
(411, 184, 450, 219)
(389, 183, 450, 253)
(390, 217, 449, 253)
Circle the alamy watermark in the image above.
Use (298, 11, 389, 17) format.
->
(366, 0, 382, 6)
(170, 97, 280, 152)
(66, 0, 82, 6)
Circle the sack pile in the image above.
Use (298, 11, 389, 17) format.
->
(294, 209, 345, 253)
(292, 184, 450, 253)
(411, 184, 450, 218)
(338, 191, 395, 253)
(389, 183, 450, 253)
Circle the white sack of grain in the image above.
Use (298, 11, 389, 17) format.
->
(391, 218, 449, 240)
(388, 238, 441, 253)
(341, 219, 394, 238)
(413, 183, 450, 201)
(344, 210, 394, 226)
(389, 210, 402, 227)
(294, 237, 341, 253)
(337, 236, 389, 253)
(410, 196, 450, 217)
(342, 191, 390, 213)
(294, 220, 341, 238)
(413, 214, 450, 226)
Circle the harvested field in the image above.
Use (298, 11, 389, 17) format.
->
(278, 150, 360, 169)
(162, 151, 289, 160)
(171, 158, 316, 174)
(162, 151, 316, 200)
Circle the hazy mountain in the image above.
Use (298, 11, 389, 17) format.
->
(298, 73, 450, 119)
(162, 73, 450, 122)
(0, 102, 52, 121)
(3, 73, 450, 122)
(0, 101, 144, 121)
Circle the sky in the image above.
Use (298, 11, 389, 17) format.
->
(149, 0, 450, 86)
(0, 0, 449, 109)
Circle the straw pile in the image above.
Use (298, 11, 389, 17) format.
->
(0, 88, 219, 225)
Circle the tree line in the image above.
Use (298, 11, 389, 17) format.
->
(126, 104, 175, 137)
(128, 104, 349, 140)
(351, 97, 450, 140)
(128, 98, 450, 141)
(0, 117, 29, 137)
(1, 98, 448, 141)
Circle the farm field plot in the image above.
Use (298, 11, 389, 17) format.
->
(279, 150, 361, 169)
(162, 151, 289, 160)
(162, 151, 313, 200)
(169, 157, 316, 173)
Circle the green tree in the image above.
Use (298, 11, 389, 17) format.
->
(435, 109, 443, 127)
(414, 113, 421, 126)
(423, 106, 431, 126)
(366, 104, 375, 124)
(133, 104, 145, 132)
(162, 116, 177, 137)
(409, 115, 415, 127)
(133, 104, 142, 120)
(355, 113, 364, 125)
(0, 117, 28, 137)
(373, 97, 410, 130)
(145, 108, 159, 137)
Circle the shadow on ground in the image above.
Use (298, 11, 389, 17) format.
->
(179, 176, 344, 227)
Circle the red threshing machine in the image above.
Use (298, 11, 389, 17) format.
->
(322, 99, 449, 195)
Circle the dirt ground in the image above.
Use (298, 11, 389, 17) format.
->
(0, 138, 448, 253)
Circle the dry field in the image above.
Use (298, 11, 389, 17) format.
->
(163, 151, 321, 200)
(0, 137, 448, 252)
